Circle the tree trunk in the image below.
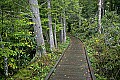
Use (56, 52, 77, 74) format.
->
(63, 11, 66, 43)
(60, 16, 64, 43)
(101, 0, 105, 16)
(78, 0, 81, 27)
(79, 12, 81, 27)
(48, 0, 55, 51)
(98, 0, 102, 34)
(29, 0, 46, 56)
(54, 16, 57, 48)
(4, 57, 8, 77)
(1, 7, 8, 77)
(0, 34, 8, 77)
(62, 1, 66, 43)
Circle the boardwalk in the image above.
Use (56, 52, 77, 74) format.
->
(47, 36, 95, 80)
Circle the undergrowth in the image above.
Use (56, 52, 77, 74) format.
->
(72, 11, 120, 80)
(7, 37, 70, 80)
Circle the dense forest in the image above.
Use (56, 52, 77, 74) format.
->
(0, 0, 120, 80)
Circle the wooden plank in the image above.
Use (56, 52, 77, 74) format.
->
(45, 36, 96, 80)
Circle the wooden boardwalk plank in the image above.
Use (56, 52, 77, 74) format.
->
(47, 36, 95, 80)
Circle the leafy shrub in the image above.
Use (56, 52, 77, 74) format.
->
(73, 12, 120, 80)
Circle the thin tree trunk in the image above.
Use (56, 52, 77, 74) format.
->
(54, 22, 57, 48)
(78, 13, 81, 27)
(78, 0, 81, 27)
(60, 30, 64, 43)
(1, 7, 8, 77)
(0, 34, 8, 77)
(29, 0, 46, 56)
(63, 11, 66, 43)
(98, 0, 102, 34)
(60, 16, 63, 43)
(101, 0, 105, 16)
(54, 15, 57, 48)
(62, 1, 66, 43)
(4, 57, 8, 77)
(48, 0, 55, 51)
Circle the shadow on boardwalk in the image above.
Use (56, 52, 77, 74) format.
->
(47, 36, 95, 80)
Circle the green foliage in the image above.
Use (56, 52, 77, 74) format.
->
(7, 36, 70, 80)
(1, 0, 120, 79)
(73, 11, 120, 80)
(0, 0, 36, 78)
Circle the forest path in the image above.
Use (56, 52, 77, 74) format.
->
(47, 36, 95, 80)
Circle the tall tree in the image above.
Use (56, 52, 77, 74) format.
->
(98, 0, 102, 34)
(48, 0, 55, 51)
(63, 0, 66, 43)
(60, 16, 64, 43)
(29, 0, 46, 56)
(54, 14, 57, 48)
(1, 6, 8, 76)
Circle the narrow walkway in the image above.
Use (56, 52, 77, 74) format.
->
(49, 36, 93, 80)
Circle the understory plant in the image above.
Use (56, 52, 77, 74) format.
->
(73, 11, 120, 80)
(7, 37, 70, 80)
